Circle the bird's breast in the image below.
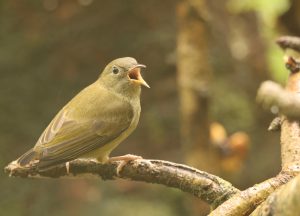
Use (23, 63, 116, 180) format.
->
(85, 100, 141, 162)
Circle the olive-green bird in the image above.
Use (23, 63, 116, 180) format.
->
(17, 57, 149, 171)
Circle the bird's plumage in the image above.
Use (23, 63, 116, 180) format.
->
(17, 57, 146, 169)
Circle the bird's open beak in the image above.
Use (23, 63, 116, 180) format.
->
(127, 64, 150, 88)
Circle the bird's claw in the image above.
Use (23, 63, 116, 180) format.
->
(108, 154, 143, 176)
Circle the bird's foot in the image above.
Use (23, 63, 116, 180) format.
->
(108, 154, 143, 176)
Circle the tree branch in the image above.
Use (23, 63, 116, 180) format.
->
(257, 80, 300, 118)
(276, 36, 300, 52)
(250, 173, 300, 216)
(4, 158, 239, 207)
(208, 171, 297, 216)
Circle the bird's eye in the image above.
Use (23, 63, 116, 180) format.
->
(112, 66, 119, 74)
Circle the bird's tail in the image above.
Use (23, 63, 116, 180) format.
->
(17, 149, 66, 170)
(17, 148, 39, 166)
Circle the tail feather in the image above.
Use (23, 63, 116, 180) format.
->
(17, 149, 67, 170)
(17, 149, 39, 166)
(37, 159, 67, 170)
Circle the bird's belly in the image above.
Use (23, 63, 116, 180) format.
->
(81, 114, 139, 162)
(81, 132, 129, 162)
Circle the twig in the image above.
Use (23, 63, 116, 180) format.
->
(257, 81, 300, 118)
(4, 158, 239, 207)
(276, 36, 300, 52)
(268, 117, 282, 131)
(285, 56, 300, 73)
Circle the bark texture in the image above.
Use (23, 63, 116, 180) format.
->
(5, 158, 239, 207)
(208, 172, 296, 216)
(250, 173, 300, 216)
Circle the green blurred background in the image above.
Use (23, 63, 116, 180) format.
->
(0, 0, 298, 215)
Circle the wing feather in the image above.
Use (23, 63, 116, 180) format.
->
(33, 85, 135, 169)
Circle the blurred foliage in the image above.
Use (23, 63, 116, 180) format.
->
(228, 0, 290, 83)
(267, 43, 288, 83)
(228, 0, 289, 26)
(212, 80, 254, 133)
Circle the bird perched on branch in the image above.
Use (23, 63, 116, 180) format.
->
(16, 57, 149, 174)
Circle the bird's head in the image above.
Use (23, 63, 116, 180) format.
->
(99, 57, 149, 97)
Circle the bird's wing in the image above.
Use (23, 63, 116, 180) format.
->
(34, 92, 134, 168)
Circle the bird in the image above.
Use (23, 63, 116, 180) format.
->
(16, 57, 149, 174)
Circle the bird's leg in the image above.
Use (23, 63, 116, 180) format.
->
(108, 154, 143, 175)
(65, 161, 70, 175)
